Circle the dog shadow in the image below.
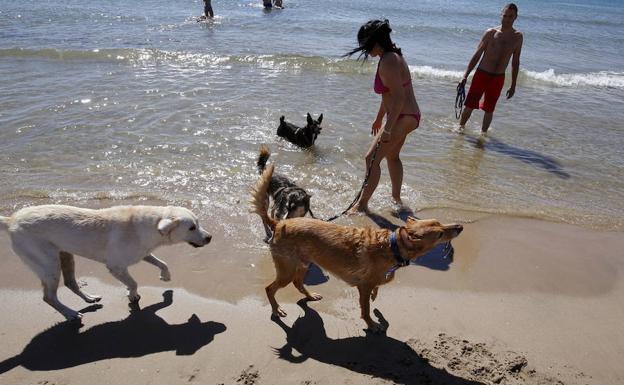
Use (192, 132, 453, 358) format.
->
(0, 290, 226, 373)
(367, 211, 454, 271)
(272, 299, 485, 385)
(465, 134, 570, 179)
(304, 262, 330, 285)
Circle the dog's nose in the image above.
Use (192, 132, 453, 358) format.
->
(205, 235, 212, 244)
(455, 225, 463, 235)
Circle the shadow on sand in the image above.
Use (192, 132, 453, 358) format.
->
(0, 290, 226, 373)
(465, 134, 570, 179)
(273, 299, 485, 385)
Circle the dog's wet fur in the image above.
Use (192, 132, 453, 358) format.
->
(252, 165, 463, 333)
(276, 113, 323, 148)
(257, 146, 313, 242)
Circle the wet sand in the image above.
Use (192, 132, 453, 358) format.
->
(0, 210, 623, 385)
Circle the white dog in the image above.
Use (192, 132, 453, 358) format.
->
(0, 204, 212, 321)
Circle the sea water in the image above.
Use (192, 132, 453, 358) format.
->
(1, 0, 623, 246)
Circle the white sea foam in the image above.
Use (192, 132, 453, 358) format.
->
(523, 69, 624, 88)
(409, 64, 624, 89)
(409, 65, 464, 80)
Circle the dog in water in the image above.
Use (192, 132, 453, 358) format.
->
(0, 205, 212, 322)
(276, 113, 323, 148)
(252, 165, 463, 332)
(256, 145, 313, 242)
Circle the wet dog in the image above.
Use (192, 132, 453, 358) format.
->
(0, 205, 212, 322)
(257, 145, 313, 242)
(276, 113, 323, 148)
(252, 165, 463, 332)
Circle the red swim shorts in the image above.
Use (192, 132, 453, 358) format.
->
(464, 68, 505, 113)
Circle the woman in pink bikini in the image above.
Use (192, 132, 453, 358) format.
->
(347, 19, 421, 213)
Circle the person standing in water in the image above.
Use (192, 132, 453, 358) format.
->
(203, 0, 214, 18)
(459, 3, 523, 134)
(346, 19, 421, 213)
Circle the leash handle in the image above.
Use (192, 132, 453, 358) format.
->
(455, 82, 466, 120)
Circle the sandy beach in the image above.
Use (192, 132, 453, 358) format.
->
(1, 210, 622, 385)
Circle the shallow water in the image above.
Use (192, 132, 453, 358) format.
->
(1, 0, 623, 244)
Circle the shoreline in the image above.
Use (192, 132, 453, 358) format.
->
(0, 210, 623, 384)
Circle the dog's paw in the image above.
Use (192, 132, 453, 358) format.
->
(127, 292, 141, 303)
(273, 307, 287, 318)
(160, 270, 172, 282)
(306, 292, 323, 301)
(85, 294, 102, 303)
(365, 320, 387, 335)
(63, 309, 83, 322)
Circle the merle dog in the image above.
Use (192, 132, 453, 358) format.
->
(276, 113, 323, 148)
(256, 145, 313, 242)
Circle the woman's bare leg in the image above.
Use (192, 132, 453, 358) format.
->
(353, 119, 412, 212)
(387, 136, 406, 204)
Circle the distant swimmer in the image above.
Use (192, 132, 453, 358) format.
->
(458, 3, 523, 134)
(263, 0, 283, 9)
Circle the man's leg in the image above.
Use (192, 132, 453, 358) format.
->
(481, 74, 504, 133)
(482, 112, 493, 133)
(461, 69, 486, 131)
(459, 107, 474, 128)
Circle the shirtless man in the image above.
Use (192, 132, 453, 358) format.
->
(459, 3, 523, 133)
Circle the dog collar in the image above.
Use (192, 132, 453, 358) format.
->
(386, 229, 410, 279)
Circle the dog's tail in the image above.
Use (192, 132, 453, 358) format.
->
(251, 164, 278, 232)
(0, 216, 9, 233)
(257, 145, 271, 175)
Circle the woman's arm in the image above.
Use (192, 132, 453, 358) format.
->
(379, 53, 406, 141)
(371, 101, 386, 135)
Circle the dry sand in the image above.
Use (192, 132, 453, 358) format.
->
(0, 210, 623, 385)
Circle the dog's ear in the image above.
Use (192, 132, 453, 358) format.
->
(158, 217, 180, 236)
(307, 113, 313, 125)
(317, 114, 323, 124)
(406, 216, 418, 224)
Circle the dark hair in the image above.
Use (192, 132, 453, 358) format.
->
(504, 3, 518, 15)
(345, 19, 402, 61)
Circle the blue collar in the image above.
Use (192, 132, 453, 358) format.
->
(386, 229, 410, 279)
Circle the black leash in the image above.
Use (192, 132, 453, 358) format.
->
(320, 139, 383, 222)
(455, 82, 466, 120)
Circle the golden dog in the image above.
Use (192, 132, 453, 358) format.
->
(252, 165, 463, 332)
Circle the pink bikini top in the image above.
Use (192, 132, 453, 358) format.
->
(374, 63, 412, 94)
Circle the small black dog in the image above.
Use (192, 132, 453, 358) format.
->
(257, 145, 314, 242)
(276, 113, 323, 148)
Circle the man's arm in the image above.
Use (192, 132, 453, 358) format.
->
(461, 30, 491, 85)
(506, 33, 523, 99)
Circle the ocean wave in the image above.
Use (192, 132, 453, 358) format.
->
(409, 65, 464, 80)
(522, 69, 624, 88)
(2, 189, 165, 202)
(409, 66, 624, 89)
(2, 48, 622, 89)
